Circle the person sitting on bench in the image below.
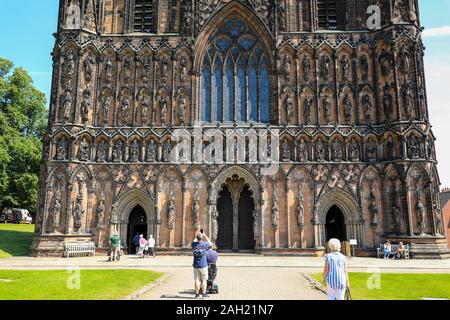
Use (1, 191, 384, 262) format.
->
(383, 240, 392, 259)
(394, 242, 406, 259)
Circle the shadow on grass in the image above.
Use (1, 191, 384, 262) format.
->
(0, 229, 34, 257)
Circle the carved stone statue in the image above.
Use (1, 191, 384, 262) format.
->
(349, 139, 360, 162)
(341, 55, 350, 81)
(322, 95, 331, 123)
(112, 141, 123, 162)
(73, 189, 85, 230)
(66, 53, 75, 78)
(304, 96, 313, 124)
(391, 204, 400, 229)
(97, 141, 108, 162)
(285, 95, 293, 123)
(129, 140, 140, 162)
(140, 95, 149, 124)
(62, 91, 72, 121)
(146, 140, 157, 162)
(78, 139, 89, 161)
(281, 138, 291, 162)
(105, 58, 113, 82)
(399, 46, 411, 74)
(192, 186, 200, 229)
(403, 81, 414, 118)
(366, 138, 377, 161)
(379, 48, 392, 77)
(302, 55, 311, 82)
(178, 94, 186, 123)
(393, 0, 410, 23)
(160, 95, 168, 123)
(179, 56, 188, 82)
(103, 96, 111, 123)
(162, 140, 173, 162)
(81, 89, 91, 122)
(316, 141, 326, 162)
(360, 55, 369, 81)
(297, 139, 308, 162)
(331, 140, 342, 162)
(123, 57, 132, 83)
(283, 55, 291, 81)
(271, 189, 279, 229)
(386, 136, 396, 160)
(161, 56, 169, 80)
(369, 191, 378, 225)
(343, 94, 352, 123)
(433, 197, 443, 235)
(296, 187, 305, 227)
(120, 97, 130, 125)
(416, 199, 426, 235)
(84, 53, 95, 82)
(408, 135, 420, 159)
(51, 186, 62, 230)
(278, 0, 286, 32)
(321, 55, 331, 81)
(167, 187, 176, 231)
(96, 190, 105, 230)
(362, 94, 372, 123)
(383, 84, 393, 122)
(57, 138, 67, 160)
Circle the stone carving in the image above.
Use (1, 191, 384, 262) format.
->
(163, 140, 173, 162)
(278, 0, 286, 31)
(65, 0, 81, 29)
(408, 135, 420, 159)
(96, 189, 105, 230)
(84, 53, 95, 82)
(320, 55, 331, 81)
(167, 184, 176, 231)
(81, 89, 91, 122)
(82, 0, 97, 31)
(179, 56, 188, 82)
(281, 138, 291, 162)
(285, 95, 293, 123)
(349, 139, 360, 162)
(322, 95, 331, 124)
(102, 96, 111, 123)
(360, 55, 369, 81)
(369, 191, 378, 225)
(105, 58, 113, 82)
(160, 95, 168, 123)
(366, 138, 377, 161)
(97, 141, 108, 162)
(78, 138, 90, 161)
(62, 91, 72, 121)
(57, 138, 67, 160)
(316, 140, 326, 162)
(123, 57, 132, 83)
(51, 184, 62, 230)
(362, 94, 372, 123)
(73, 187, 85, 230)
(393, 0, 410, 23)
(379, 48, 392, 77)
(161, 56, 170, 81)
(386, 136, 396, 160)
(140, 94, 149, 124)
(302, 55, 311, 82)
(399, 46, 411, 74)
(297, 139, 308, 162)
(129, 140, 140, 162)
(341, 55, 350, 81)
(120, 96, 130, 125)
(343, 94, 352, 123)
(402, 80, 414, 118)
(296, 186, 305, 227)
(112, 141, 124, 162)
(192, 182, 201, 230)
(283, 55, 291, 81)
(66, 52, 75, 79)
(181, 1, 192, 34)
(271, 188, 279, 230)
(142, 57, 151, 83)
(146, 140, 157, 162)
(416, 198, 426, 235)
(331, 140, 342, 162)
(383, 84, 393, 122)
(304, 96, 313, 124)
(178, 94, 186, 123)
(433, 196, 443, 235)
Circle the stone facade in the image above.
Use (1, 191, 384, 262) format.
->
(31, 0, 449, 258)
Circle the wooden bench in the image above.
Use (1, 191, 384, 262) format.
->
(64, 242, 96, 258)
(377, 243, 410, 259)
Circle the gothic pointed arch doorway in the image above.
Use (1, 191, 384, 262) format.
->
(325, 205, 347, 242)
(127, 205, 147, 254)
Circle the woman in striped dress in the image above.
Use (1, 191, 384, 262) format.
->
(323, 238, 350, 300)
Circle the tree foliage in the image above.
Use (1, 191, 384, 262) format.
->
(0, 57, 47, 212)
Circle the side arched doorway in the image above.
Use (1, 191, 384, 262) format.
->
(127, 205, 148, 254)
(325, 205, 347, 242)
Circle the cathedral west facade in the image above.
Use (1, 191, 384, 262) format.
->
(31, 0, 449, 258)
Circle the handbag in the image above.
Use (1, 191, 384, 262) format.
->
(345, 287, 352, 300)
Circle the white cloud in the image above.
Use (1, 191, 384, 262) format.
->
(422, 25, 450, 37)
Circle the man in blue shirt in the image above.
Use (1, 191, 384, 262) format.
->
(192, 231, 212, 298)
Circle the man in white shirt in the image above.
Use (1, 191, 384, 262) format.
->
(148, 235, 156, 257)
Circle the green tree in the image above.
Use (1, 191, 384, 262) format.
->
(0, 57, 47, 212)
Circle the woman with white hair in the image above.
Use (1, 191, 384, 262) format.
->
(323, 238, 350, 300)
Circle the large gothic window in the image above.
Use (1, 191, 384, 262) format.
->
(134, 0, 155, 33)
(201, 18, 271, 123)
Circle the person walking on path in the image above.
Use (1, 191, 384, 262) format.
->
(148, 235, 156, 257)
(109, 232, 121, 262)
(192, 231, 212, 299)
(323, 238, 350, 300)
(138, 234, 147, 259)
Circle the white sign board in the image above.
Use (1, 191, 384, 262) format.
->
(349, 239, 357, 245)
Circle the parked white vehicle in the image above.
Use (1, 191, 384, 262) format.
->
(0, 208, 33, 224)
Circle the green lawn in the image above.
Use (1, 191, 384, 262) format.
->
(0, 269, 163, 300)
(312, 273, 450, 300)
(0, 223, 35, 258)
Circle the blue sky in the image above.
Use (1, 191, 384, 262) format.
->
(1, 0, 450, 186)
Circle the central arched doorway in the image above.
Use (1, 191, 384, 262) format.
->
(238, 186, 255, 251)
(325, 205, 347, 242)
(127, 205, 147, 254)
